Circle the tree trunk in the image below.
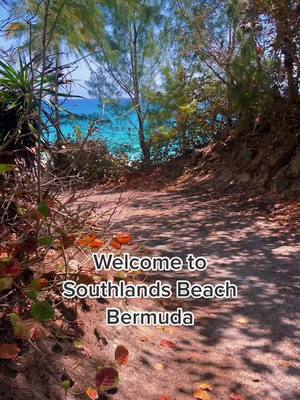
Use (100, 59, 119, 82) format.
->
(137, 108, 150, 163)
(131, 23, 151, 164)
(54, 54, 63, 142)
(276, 3, 298, 103)
(284, 47, 297, 103)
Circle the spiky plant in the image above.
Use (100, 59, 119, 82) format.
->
(0, 59, 59, 167)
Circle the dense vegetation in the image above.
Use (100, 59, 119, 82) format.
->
(1, 0, 299, 165)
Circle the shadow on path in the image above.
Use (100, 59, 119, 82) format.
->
(103, 187, 300, 400)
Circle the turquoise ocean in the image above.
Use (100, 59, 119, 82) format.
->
(50, 98, 141, 158)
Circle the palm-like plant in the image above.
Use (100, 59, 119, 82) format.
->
(0, 59, 58, 167)
(6, 0, 105, 141)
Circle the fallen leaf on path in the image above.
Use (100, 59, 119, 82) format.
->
(31, 301, 54, 321)
(19, 319, 50, 340)
(193, 389, 210, 400)
(8, 313, 23, 336)
(229, 393, 246, 400)
(114, 271, 127, 280)
(76, 234, 96, 247)
(9, 313, 49, 340)
(139, 336, 151, 342)
(128, 270, 143, 278)
(86, 387, 99, 399)
(111, 239, 122, 250)
(73, 340, 84, 349)
(188, 352, 202, 361)
(0, 259, 21, 278)
(27, 278, 48, 291)
(196, 383, 212, 391)
(160, 339, 177, 349)
(0, 343, 20, 359)
(60, 380, 71, 390)
(237, 318, 249, 325)
(114, 233, 133, 245)
(115, 345, 129, 366)
(278, 359, 292, 368)
(156, 325, 175, 334)
(95, 367, 119, 392)
(0, 277, 14, 291)
(154, 363, 164, 370)
(89, 239, 104, 249)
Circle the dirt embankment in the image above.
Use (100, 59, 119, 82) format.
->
(195, 102, 300, 198)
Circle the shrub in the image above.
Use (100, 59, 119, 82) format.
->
(49, 139, 127, 184)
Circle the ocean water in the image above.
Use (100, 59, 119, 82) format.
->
(49, 98, 141, 158)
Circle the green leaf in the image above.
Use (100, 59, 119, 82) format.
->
(39, 236, 53, 247)
(0, 164, 16, 174)
(27, 278, 48, 291)
(37, 201, 50, 218)
(27, 279, 41, 291)
(31, 301, 54, 321)
(0, 277, 14, 292)
(61, 380, 71, 390)
(27, 290, 39, 300)
(73, 340, 84, 349)
(8, 313, 23, 336)
(114, 271, 127, 280)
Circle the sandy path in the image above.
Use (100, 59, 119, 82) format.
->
(2, 185, 299, 400)
(89, 186, 300, 400)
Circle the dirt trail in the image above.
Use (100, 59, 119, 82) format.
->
(87, 185, 300, 400)
(2, 184, 299, 400)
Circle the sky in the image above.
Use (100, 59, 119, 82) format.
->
(61, 54, 95, 98)
(0, 4, 94, 98)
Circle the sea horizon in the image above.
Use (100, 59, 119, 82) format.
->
(50, 98, 141, 158)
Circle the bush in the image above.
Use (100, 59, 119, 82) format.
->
(49, 139, 128, 184)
